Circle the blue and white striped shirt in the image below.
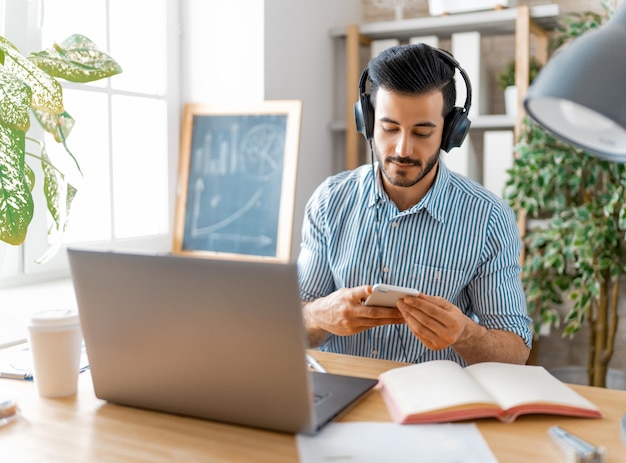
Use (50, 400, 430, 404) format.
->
(297, 159, 532, 365)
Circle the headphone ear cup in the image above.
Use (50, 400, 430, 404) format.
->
(441, 107, 471, 152)
(354, 100, 366, 138)
(354, 93, 374, 140)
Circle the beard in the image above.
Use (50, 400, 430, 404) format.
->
(377, 148, 440, 188)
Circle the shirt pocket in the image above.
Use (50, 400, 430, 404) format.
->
(412, 264, 467, 302)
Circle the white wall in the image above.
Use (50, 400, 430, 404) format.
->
(180, 0, 361, 260)
(264, 0, 362, 259)
(180, 0, 264, 104)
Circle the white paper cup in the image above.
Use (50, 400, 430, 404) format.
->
(27, 309, 83, 398)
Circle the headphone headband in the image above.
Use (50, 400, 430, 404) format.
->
(354, 46, 472, 152)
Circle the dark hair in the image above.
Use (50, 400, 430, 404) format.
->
(368, 43, 457, 118)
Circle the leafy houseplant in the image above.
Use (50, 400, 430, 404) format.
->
(496, 56, 542, 117)
(496, 56, 542, 91)
(0, 34, 121, 260)
(504, 3, 623, 388)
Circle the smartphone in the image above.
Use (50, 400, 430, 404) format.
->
(363, 283, 420, 308)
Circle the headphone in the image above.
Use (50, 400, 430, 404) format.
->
(353, 46, 472, 153)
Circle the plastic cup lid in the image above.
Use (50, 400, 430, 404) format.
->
(29, 309, 80, 328)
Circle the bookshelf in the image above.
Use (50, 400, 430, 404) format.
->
(330, 4, 560, 171)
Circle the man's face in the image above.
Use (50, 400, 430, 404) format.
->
(373, 88, 445, 188)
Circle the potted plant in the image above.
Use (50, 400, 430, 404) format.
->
(0, 33, 121, 261)
(496, 56, 542, 117)
(503, 2, 623, 388)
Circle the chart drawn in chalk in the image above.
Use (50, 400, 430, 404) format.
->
(241, 123, 285, 180)
(191, 122, 285, 180)
(190, 179, 263, 238)
(173, 101, 301, 262)
(182, 114, 287, 257)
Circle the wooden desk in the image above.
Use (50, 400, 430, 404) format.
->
(1, 351, 625, 462)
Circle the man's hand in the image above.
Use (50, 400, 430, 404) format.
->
(397, 293, 467, 350)
(397, 293, 530, 364)
(303, 286, 406, 346)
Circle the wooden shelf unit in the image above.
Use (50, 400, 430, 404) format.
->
(331, 4, 559, 170)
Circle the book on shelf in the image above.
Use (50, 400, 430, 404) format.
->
(376, 360, 602, 424)
(483, 129, 514, 199)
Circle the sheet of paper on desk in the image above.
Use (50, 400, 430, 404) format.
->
(0, 342, 89, 380)
(297, 422, 498, 463)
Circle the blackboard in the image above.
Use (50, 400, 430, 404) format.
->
(173, 101, 301, 262)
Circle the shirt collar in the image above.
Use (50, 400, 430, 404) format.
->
(367, 155, 451, 224)
(420, 156, 450, 224)
(367, 164, 385, 208)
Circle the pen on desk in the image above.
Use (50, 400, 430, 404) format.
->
(548, 425, 605, 463)
(306, 354, 327, 373)
(0, 371, 29, 380)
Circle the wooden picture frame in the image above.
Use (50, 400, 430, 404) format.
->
(173, 101, 302, 262)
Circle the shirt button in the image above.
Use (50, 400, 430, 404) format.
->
(391, 221, 398, 228)
(371, 350, 379, 357)
(382, 267, 389, 273)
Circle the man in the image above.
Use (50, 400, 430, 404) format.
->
(297, 43, 532, 366)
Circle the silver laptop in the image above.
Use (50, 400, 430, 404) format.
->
(67, 248, 377, 434)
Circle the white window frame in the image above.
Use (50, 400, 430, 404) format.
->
(0, 0, 181, 288)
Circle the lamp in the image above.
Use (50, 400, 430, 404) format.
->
(523, 5, 626, 163)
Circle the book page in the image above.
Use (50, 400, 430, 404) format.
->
(465, 363, 599, 413)
(378, 360, 498, 416)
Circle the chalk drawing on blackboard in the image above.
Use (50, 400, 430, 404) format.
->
(173, 101, 302, 262)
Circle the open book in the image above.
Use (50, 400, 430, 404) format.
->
(377, 360, 602, 424)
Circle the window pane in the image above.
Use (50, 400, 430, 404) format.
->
(43, 89, 113, 244)
(41, 0, 107, 45)
(109, 0, 167, 95)
(40, 0, 108, 89)
(111, 95, 169, 238)
(0, 244, 20, 279)
(1, 0, 174, 283)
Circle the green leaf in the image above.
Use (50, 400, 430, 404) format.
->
(32, 109, 75, 143)
(24, 162, 35, 191)
(0, 124, 34, 244)
(0, 36, 63, 114)
(598, 257, 613, 270)
(554, 275, 571, 291)
(41, 148, 76, 233)
(0, 32, 120, 255)
(29, 34, 122, 83)
(0, 68, 32, 131)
